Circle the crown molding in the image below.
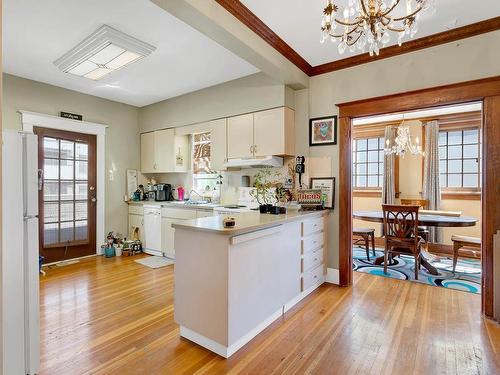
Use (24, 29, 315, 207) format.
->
(214, 1, 500, 77)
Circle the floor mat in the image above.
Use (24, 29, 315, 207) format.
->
(135, 256, 174, 269)
(353, 247, 481, 294)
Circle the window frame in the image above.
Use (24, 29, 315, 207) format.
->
(191, 131, 218, 194)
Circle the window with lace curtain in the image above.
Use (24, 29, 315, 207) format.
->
(192, 132, 218, 192)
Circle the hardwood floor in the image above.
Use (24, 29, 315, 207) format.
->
(40, 255, 500, 374)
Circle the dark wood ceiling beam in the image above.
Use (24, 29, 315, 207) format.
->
(214, 1, 500, 77)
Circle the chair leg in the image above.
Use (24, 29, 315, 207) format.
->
(371, 232, 376, 256)
(365, 236, 370, 261)
(414, 255, 419, 280)
(452, 243, 460, 274)
(384, 249, 388, 275)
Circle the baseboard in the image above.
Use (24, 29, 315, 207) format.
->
(325, 268, 339, 285)
(42, 253, 97, 267)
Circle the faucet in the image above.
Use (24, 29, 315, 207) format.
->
(189, 190, 204, 201)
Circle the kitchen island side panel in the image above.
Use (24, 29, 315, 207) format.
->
(174, 228, 230, 346)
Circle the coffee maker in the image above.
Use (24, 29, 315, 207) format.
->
(154, 184, 173, 201)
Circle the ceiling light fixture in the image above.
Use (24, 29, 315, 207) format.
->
(54, 25, 156, 81)
(320, 0, 436, 56)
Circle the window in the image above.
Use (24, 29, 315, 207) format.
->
(439, 128, 480, 189)
(352, 137, 385, 189)
(192, 132, 218, 192)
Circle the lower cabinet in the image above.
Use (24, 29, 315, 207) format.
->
(128, 205, 144, 241)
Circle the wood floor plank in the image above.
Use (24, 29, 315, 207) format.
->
(39, 255, 500, 374)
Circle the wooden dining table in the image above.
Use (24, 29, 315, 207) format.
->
(352, 210, 478, 275)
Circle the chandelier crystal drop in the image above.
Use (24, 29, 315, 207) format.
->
(384, 126, 423, 157)
(321, 0, 436, 56)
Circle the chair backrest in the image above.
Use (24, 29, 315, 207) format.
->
(400, 198, 428, 209)
(382, 204, 420, 242)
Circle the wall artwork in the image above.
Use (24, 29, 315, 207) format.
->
(310, 177, 336, 209)
(309, 116, 337, 146)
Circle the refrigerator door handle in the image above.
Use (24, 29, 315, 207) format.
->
(24, 215, 39, 220)
(37, 169, 43, 191)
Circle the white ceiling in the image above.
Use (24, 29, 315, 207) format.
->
(241, 0, 500, 67)
(3, 0, 259, 107)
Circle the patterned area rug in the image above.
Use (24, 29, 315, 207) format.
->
(135, 256, 174, 269)
(353, 247, 481, 294)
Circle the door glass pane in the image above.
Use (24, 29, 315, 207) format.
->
(75, 183, 88, 200)
(60, 140, 74, 159)
(44, 181, 59, 201)
(75, 143, 88, 160)
(60, 181, 74, 201)
(75, 161, 88, 180)
(60, 160, 74, 179)
(60, 202, 74, 222)
(75, 221, 88, 241)
(44, 138, 59, 158)
(60, 222, 74, 242)
(75, 202, 88, 220)
(44, 202, 58, 223)
(44, 159, 59, 179)
(44, 223, 58, 245)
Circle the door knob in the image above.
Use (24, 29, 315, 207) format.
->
(91, 198, 97, 203)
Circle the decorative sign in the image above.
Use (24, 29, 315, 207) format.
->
(60, 111, 83, 121)
(126, 169, 138, 200)
(310, 177, 335, 209)
(297, 189, 323, 210)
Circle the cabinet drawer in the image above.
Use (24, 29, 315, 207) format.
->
(302, 232, 323, 254)
(161, 207, 197, 219)
(128, 205, 143, 215)
(302, 247, 323, 273)
(301, 263, 324, 291)
(301, 217, 324, 237)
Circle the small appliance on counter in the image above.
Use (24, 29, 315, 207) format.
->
(155, 183, 173, 201)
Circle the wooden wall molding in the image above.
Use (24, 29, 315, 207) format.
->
(337, 75, 500, 319)
(214, 0, 500, 77)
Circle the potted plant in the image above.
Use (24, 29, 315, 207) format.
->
(275, 184, 291, 214)
(251, 168, 284, 214)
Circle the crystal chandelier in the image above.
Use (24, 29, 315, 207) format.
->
(321, 0, 436, 56)
(384, 125, 422, 157)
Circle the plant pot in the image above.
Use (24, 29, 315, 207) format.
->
(269, 205, 281, 215)
(259, 204, 268, 213)
(279, 206, 287, 214)
(266, 204, 274, 213)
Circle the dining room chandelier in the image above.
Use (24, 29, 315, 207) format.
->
(320, 0, 436, 56)
(384, 125, 423, 157)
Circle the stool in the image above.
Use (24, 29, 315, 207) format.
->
(353, 228, 376, 261)
(451, 235, 481, 273)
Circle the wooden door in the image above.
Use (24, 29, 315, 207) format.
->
(34, 127, 97, 264)
(140, 132, 156, 173)
(227, 113, 254, 159)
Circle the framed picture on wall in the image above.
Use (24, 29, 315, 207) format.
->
(310, 177, 336, 209)
(309, 116, 337, 146)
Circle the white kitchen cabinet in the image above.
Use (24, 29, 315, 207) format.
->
(209, 119, 227, 171)
(140, 129, 189, 173)
(227, 113, 254, 159)
(226, 107, 295, 160)
(128, 205, 144, 242)
(253, 107, 295, 157)
(161, 207, 200, 258)
(140, 132, 156, 173)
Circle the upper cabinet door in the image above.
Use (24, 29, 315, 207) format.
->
(227, 113, 254, 159)
(254, 107, 295, 157)
(141, 132, 156, 173)
(210, 118, 227, 171)
(155, 128, 175, 173)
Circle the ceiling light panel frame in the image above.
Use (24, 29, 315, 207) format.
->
(54, 25, 156, 80)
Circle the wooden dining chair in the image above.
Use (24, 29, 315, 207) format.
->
(400, 198, 429, 243)
(382, 204, 424, 280)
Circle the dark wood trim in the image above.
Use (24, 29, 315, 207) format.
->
(214, 0, 313, 75)
(311, 17, 500, 76)
(442, 191, 481, 201)
(339, 117, 352, 287)
(213, 1, 500, 77)
(337, 76, 500, 319)
(353, 190, 382, 198)
(337, 76, 500, 118)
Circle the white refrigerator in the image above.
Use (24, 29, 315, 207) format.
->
(2, 130, 40, 374)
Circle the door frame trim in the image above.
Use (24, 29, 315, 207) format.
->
(20, 110, 107, 255)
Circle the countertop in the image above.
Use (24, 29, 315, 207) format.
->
(128, 200, 218, 210)
(172, 210, 328, 236)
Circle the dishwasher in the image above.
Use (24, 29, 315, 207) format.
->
(143, 205, 163, 256)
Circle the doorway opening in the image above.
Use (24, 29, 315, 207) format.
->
(34, 127, 97, 264)
(350, 102, 482, 294)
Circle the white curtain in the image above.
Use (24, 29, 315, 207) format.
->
(382, 126, 396, 205)
(422, 120, 442, 243)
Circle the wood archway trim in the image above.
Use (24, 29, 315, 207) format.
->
(336, 75, 500, 319)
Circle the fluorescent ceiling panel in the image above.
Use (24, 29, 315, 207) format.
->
(54, 25, 156, 81)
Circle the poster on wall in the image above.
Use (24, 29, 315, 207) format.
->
(309, 116, 337, 146)
(126, 169, 138, 200)
(310, 177, 336, 209)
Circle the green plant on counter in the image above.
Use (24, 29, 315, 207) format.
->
(251, 167, 283, 205)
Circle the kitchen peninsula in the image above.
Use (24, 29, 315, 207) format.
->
(173, 210, 328, 357)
